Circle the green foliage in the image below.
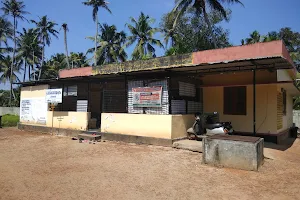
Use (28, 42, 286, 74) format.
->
(31, 16, 58, 47)
(86, 24, 127, 65)
(125, 12, 163, 60)
(82, 0, 112, 66)
(172, 0, 243, 48)
(82, 0, 111, 22)
(31, 15, 59, 80)
(69, 52, 89, 68)
(162, 10, 231, 56)
(1, 114, 19, 127)
(0, 89, 20, 107)
(0, 55, 22, 83)
(241, 28, 300, 67)
(32, 52, 89, 80)
(0, 16, 13, 46)
(17, 28, 42, 82)
(173, 0, 243, 21)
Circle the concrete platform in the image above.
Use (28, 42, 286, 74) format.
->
(173, 140, 203, 152)
(202, 135, 264, 171)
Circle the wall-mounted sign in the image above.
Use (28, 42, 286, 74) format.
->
(20, 98, 47, 125)
(45, 89, 62, 103)
(132, 86, 162, 107)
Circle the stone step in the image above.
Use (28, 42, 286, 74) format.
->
(173, 139, 203, 153)
(78, 133, 101, 141)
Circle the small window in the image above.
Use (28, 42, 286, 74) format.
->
(224, 86, 246, 115)
(64, 85, 77, 96)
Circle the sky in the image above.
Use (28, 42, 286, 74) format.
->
(1, 0, 300, 89)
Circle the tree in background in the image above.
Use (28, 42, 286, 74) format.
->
(161, 10, 231, 56)
(36, 52, 89, 79)
(0, 55, 22, 85)
(160, 11, 179, 49)
(61, 23, 70, 69)
(262, 31, 280, 42)
(31, 16, 58, 80)
(241, 28, 300, 67)
(82, 0, 111, 66)
(0, 88, 20, 107)
(247, 30, 261, 43)
(69, 52, 89, 68)
(36, 53, 67, 80)
(17, 28, 42, 82)
(172, 0, 243, 48)
(0, 17, 13, 61)
(126, 12, 163, 60)
(86, 24, 127, 65)
(1, 0, 28, 105)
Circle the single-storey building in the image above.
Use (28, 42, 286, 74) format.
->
(18, 41, 299, 145)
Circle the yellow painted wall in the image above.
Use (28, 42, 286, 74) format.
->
(203, 84, 277, 134)
(21, 85, 49, 99)
(277, 86, 294, 133)
(171, 115, 194, 139)
(101, 113, 195, 139)
(101, 113, 172, 139)
(202, 71, 276, 86)
(47, 111, 90, 131)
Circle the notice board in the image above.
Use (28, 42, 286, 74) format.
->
(20, 97, 48, 125)
(132, 86, 162, 107)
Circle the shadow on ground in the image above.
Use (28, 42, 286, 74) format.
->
(264, 138, 297, 151)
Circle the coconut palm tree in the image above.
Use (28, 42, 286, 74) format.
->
(61, 23, 70, 68)
(172, 0, 243, 48)
(0, 16, 13, 47)
(1, 0, 28, 105)
(36, 53, 67, 79)
(70, 52, 89, 68)
(0, 17, 13, 62)
(245, 30, 262, 44)
(125, 12, 163, 60)
(160, 12, 179, 48)
(0, 55, 22, 84)
(82, 0, 112, 66)
(262, 31, 280, 42)
(17, 28, 42, 82)
(86, 24, 127, 64)
(31, 16, 58, 80)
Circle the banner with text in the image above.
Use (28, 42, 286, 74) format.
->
(132, 86, 162, 107)
(45, 89, 62, 103)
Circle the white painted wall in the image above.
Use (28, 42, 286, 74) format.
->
(277, 70, 292, 82)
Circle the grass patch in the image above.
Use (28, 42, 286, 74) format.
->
(1, 114, 19, 127)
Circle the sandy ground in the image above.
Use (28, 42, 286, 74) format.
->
(1, 128, 300, 200)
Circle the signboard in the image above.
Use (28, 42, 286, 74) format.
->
(20, 98, 47, 125)
(132, 86, 162, 107)
(46, 89, 62, 103)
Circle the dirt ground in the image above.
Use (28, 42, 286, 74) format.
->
(1, 128, 300, 200)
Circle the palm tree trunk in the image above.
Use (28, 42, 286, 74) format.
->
(23, 58, 26, 82)
(10, 16, 17, 106)
(33, 51, 35, 81)
(64, 28, 70, 69)
(203, 8, 217, 49)
(94, 13, 98, 66)
(39, 39, 45, 80)
(28, 62, 31, 81)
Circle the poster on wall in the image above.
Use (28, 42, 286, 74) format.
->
(132, 86, 162, 107)
(20, 98, 48, 125)
(45, 89, 62, 103)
